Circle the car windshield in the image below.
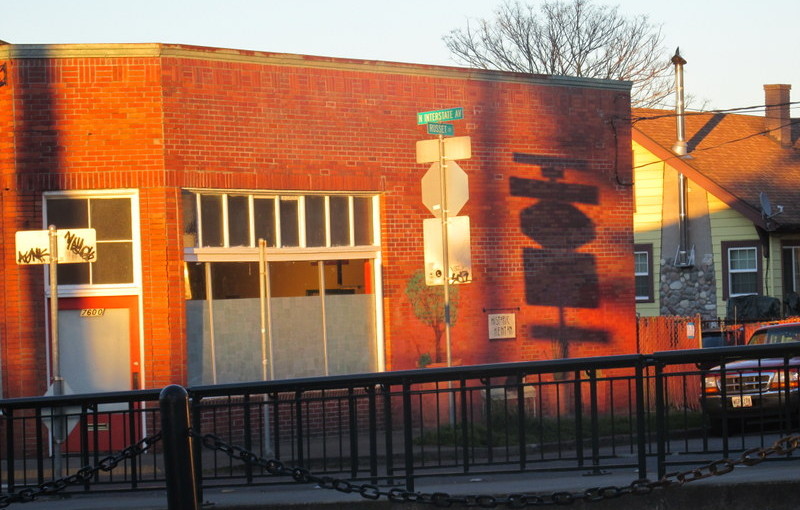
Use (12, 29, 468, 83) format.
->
(747, 325, 800, 345)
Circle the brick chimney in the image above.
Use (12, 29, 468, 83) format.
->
(764, 84, 792, 147)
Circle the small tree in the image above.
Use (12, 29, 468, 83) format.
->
(443, 0, 672, 107)
(405, 270, 460, 364)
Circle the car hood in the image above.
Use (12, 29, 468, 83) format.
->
(708, 356, 800, 372)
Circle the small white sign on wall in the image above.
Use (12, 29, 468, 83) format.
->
(488, 313, 516, 340)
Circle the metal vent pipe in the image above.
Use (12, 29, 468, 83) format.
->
(671, 48, 692, 267)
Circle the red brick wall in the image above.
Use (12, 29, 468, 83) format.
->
(0, 53, 170, 395)
(0, 45, 635, 397)
(158, 51, 635, 373)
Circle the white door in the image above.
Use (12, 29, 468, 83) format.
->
(58, 308, 131, 395)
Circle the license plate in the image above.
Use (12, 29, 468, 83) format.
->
(731, 395, 753, 408)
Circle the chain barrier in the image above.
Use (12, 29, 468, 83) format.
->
(1, 430, 794, 508)
(192, 430, 799, 507)
(0, 432, 162, 508)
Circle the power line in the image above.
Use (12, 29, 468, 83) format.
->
(630, 100, 800, 124)
(632, 117, 799, 170)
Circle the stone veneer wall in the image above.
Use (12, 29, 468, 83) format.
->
(659, 254, 717, 319)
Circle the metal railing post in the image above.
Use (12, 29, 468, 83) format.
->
(402, 380, 414, 492)
(159, 385, 199, 510)
(654, 363, 667, 479)
(574, 371, 584, 468)
(587, 369, 604, 475)
(382, 384, 396, 485)
(634, 358, 648, 480)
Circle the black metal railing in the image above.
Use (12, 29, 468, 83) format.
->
(0, 344, 798, 498)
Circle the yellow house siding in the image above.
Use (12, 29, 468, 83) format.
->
(769, 236, 783, 301)
(707, 194, 763, 317)
(632, 141, 663, 316)
(632, 142, 664, 235)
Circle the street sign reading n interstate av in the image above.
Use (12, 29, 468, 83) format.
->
(417, 107, 464, 125)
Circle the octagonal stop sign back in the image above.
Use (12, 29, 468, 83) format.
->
(421, 161, 469, 218)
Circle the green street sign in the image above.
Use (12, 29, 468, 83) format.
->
(427, 123, 455, 136)
(417, 107, 463, 125)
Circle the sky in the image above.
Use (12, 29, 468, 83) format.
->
(2, 0, 799, 113)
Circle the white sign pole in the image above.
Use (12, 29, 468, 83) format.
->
(48, 225, 65, 478)
(438, 135, 453, 370)
(438, 135, 457, 426)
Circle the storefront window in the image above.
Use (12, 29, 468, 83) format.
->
(183, 190, 380, 383)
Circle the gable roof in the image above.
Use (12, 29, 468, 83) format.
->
(632, 108, 800, 232)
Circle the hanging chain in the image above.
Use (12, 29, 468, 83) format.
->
(192, 430, 800, 507)
(0, 432, 162, 508)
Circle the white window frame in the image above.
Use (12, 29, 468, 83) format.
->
(185, 190, 380, 260)
(42, 189, 142, 298)
(634, 250, 650, 301)
(728, 246, 758, 298)
(182, 190, 384, 373)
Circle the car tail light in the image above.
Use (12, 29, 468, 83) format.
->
(703, 375, 720, 394)
(768, 370, 799, 391)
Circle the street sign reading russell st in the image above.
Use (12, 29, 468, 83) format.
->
(427, 123, 455, 136)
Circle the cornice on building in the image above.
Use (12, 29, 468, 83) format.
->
(0, 42, 631, 92)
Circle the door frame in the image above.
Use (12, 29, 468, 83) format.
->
(54, 295, 141, 390)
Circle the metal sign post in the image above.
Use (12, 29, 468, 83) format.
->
(15, 226, 97, 477)
(437, 135, 453, 369)
(416, 112, 471, 368)
(417, 108, 472, 425)
(47, 226, 64, 478)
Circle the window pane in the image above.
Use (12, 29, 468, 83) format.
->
(731, 272, 757, 296)
(305, 196, 326, 247)
(227, 195, 250, 247)
(634, 252, 648, 274)
(729, 248, 756, 271)
(270, 260, 316, 298)
(58, 262, 90, 285)
(182, 191, 198, 248)
(184, 262, 206, 300)
(279, 198, 299, 247)
(47, 199, 88, 229)
(635, 275, 649, 299)
(210, 262, 260, 299)
(253, 198, 276, 247)
(90, 198, 131, 240)
(200, 195, 224, 247)
(325, 259, 376, 375)
(93, 242, 134, 284)
(353, 197, 373, 246)
(330, 196, 350, 246)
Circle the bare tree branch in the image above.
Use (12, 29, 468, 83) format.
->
(443, 0, 673, 107)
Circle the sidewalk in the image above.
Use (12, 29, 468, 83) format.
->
(20, 455, 800, 510)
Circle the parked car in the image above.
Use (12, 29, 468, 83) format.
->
(700, 325, 744, 348)
(701, 322, 800, 431)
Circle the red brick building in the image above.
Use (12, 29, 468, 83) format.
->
(0, 43, 636, 398)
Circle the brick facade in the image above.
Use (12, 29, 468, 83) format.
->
(0, 44, 635, 397)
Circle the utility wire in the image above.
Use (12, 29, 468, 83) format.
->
(632, 117, 800, 170)
(631, 100, 800, 123)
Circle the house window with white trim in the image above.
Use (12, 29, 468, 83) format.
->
(182, 190, 382, 384)
(722, 241, 761, 299)
(782, 243, 800, 294)
(633, 244, 653, 302)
